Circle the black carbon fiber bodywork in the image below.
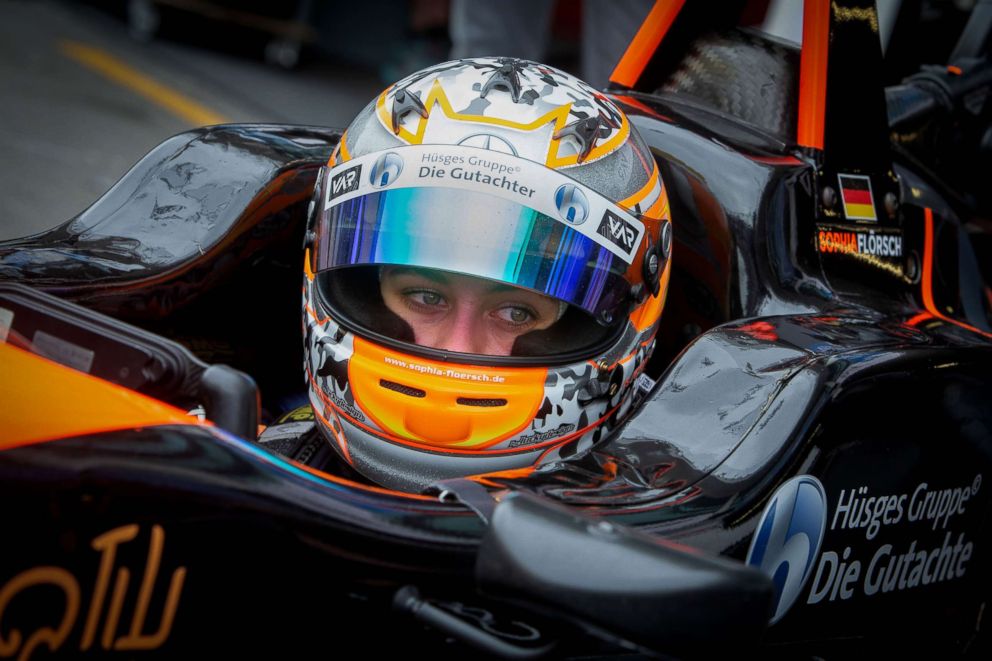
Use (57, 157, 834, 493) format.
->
(3, 2, 992, 656)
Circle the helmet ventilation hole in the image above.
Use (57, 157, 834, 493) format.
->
(456, 397, 508, 407)
(379, 379, 426, 398)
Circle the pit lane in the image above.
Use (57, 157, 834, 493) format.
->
(0, 0, 380, 241)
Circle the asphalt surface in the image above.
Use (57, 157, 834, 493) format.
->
(0, 0, 382, 241)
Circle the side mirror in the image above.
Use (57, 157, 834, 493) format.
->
(0, 283, 259, 440)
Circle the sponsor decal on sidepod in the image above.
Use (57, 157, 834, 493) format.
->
(746, 475, 828, 624)
(806, 476, 978, 604)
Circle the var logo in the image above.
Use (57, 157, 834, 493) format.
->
(746, 475, 828, 624)
(597, 210, 637, 253)
(329, 164, 362, 201)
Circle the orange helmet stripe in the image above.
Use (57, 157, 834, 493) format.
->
(619, 164, 660, 209)
(643, 184, 669, 220)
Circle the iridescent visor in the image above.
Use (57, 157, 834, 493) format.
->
(315, 185, 630, 319)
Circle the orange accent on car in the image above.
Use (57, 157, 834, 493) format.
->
(346, 338, 548, 450)
(905, 311, 933, 327)
(798, 0, 830, 150)
(288, 451, 436, 501)
(612, 94, 672, 121)
(609, 0, 686, 89)
(0, 343, 206, 451)
(921, 207, 938, 314)
(748, 154, 805, 165)
(947, 65, 963, 75)
(468, 465, 538, 485)
(737, 320, 779, 342)
(921, 207, 992, 339)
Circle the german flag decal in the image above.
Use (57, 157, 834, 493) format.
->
(838, 174, 877, 221)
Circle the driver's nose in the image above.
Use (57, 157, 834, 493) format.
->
(436, 305, 487, 355)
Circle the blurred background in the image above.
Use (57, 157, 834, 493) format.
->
(0, 0, 607, 240)
(0, 0, 977, 241)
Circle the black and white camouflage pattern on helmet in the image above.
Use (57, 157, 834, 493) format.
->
(336, 57, 658, 207)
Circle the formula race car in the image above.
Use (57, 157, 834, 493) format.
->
(2, 1, 992, 657)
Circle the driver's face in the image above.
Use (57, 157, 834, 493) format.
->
(380, 267, 561, 356)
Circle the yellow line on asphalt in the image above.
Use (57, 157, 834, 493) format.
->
(59, 40, 230, 126)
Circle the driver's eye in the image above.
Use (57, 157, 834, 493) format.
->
(405, 289, 444, 307)
(495, 306, 535, 325)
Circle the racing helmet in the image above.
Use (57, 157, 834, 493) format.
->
(303, 58, 672, 491)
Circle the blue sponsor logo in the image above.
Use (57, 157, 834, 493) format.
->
(370, 152, 403, 188)
(746, 475, 827, 624)
(554, 184, 589, 224)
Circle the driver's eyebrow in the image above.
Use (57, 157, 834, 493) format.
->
(387, 267, 523, 295)
(385, 267, 450, 284)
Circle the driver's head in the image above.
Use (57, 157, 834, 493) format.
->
(303, 58, 672, 492)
